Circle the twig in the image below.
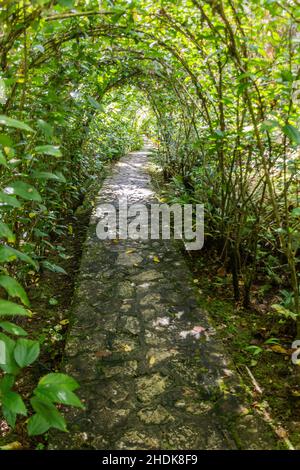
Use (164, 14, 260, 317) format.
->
(44, 10, 116, 22)
(244, 365, 294, 449)
(245, 365, 263, 394)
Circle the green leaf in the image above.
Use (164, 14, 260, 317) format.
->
(87, 96, 104, 111)
(31, 171, 66, 182)
(0, 245, 38, 269)
(291, 207, 300, 217)
(5, 181, 42, 202)
(14, 338, 40, 367)
(32, 0, 51, 5)
(39, 373, 79, 391)
(36, 119, 53, 139)
(0, 321, 27, 336)
(260, 119, 279, 131)
(0, 134, 13, 147)
(54, 171, 66, 183)
(271, 303, 298, 320)
(0, 192, 21, 208)
(0, 275, 30, 306)
(0, 332, 19, 374)
(0, 150, 7, 167)
(0, 221, 15, 243)
(36, 384, 84, 408)
(58, 0, 75, 7)
(282, 124, 300, 145)
(34, 145, 62, 157)
(264, 337, 280, 345)
(0, 374, 15, 395)
(30, 396, 67, 432)
(3, 391, 27, 417)
(27, 413, 50, 436)
(0, 115, 33, 132)
(2, 406, 16, 428)
(0, 299, 29, 317)
(41, 261, 67, 275)
(245, 345, 263, 356)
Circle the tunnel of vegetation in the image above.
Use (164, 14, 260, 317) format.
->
(0, 0, 299, 441)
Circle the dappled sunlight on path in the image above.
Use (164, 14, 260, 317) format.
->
(49, 144, 278, 450)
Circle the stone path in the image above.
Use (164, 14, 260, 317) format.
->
(49, 143, 278, 450)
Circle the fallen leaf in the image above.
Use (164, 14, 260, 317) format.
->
(126, 249, 135, 254)
(275, 426, 288, 439)
(269, 345, 289, 354)
(192, 326, 206, 334)
(0, 441, 22, 450)
(180, 325, 206, 339)
(95, 350, 112, 358)
(149, 356, 156, 366)
(217, 267, 226, 276)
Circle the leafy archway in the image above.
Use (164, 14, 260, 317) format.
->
(0, 0, 300, 440)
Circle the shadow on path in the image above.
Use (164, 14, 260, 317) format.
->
(49, 143, 278, 450)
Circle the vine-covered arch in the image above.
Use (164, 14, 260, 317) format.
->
(0, 0, 300, 444)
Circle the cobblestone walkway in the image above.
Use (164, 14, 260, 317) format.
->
(50, 144, 278, 450)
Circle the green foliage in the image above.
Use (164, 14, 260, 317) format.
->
(0, 115, 33, 132)
(0, 297, 83, 435)
(34, 145, 62, 157)
(1, 0, 300, 441)
(0, 113, 86, 435)
(5, 181, 42, 202)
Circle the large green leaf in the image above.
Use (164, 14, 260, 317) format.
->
(0, 321, 28, 336)
(36, 119, 53, 139)
(0, 374, 15, 395)
(41, 260, 67, 274)
(5, 181, 42, 202)
(14, 338, 40, 367)
(0, 299, 29, 317)
(31, 170, 66, 182)
(34, 145, 62, 157)
(0, 192, 21, 208)
(0, 115, 33, 132)
(30, 396, 67, 432)
(2, 391, 27, 418)
(2, 406, 17, 428)
(0, 245, 38, 269)
(38, 373, 79, 391)
(27, 413, 50, 436)
(0, 275, 30, 306)
(36, 384, 84, 408)
(0, 221, 15, 243)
